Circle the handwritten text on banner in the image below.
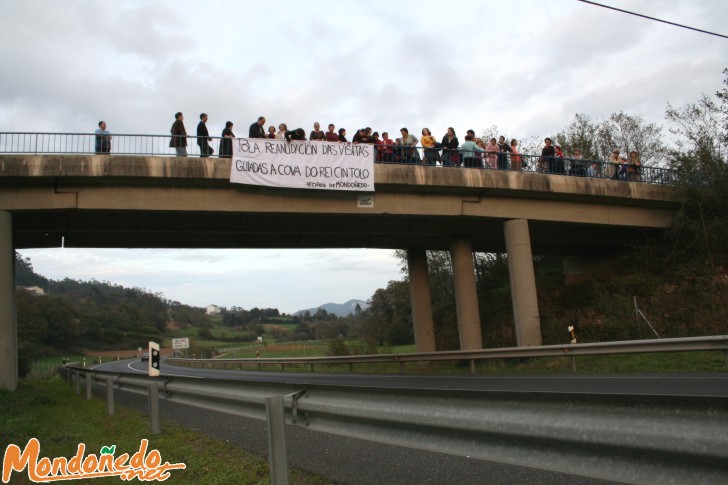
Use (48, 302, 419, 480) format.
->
(230, 138, 374, 191)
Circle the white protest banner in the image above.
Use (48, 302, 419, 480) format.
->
(230, 138, 374, 191)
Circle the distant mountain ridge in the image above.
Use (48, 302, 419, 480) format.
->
(295, 299, 369, 318)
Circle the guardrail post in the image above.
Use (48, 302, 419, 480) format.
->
(85, 373, 92, 400)
(309, 364, 314, 373)
(571, 355, 577, 372)
(74, 371, 81, 394)
(105, 377, 115, 416)
(148, 383, 161, 435)
(265, 395, 289, 485)
(470, 359, 475, 374)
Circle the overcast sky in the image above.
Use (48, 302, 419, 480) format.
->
(4, 0, 727, 313)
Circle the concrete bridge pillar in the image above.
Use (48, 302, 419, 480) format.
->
(406, 249, 436, 352)
(504, 219, 542, 347)
(0, 211, 17, 390)
(450, 239, 483, 350)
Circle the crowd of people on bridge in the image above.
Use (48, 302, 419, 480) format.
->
(93, 113, 643, 181)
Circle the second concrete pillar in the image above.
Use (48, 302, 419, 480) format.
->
(450, 239, 483, 350)
(407, 249, 437, 352)
(504, 219, 542, 347)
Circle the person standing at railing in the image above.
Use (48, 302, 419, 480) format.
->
(421, 128, 438, 165)
(169, 112, 188, 157)
(219, 121, 235, 158)
(553, 145, 566, 174)
(94, 121, 111, 154)
(275, 123, 288, 140)
(626, 150, 642, 181)
(497, 136, 512, 170)
(197, 113, 214, 157)
(484, 138, 499, 169)
(338, 128, 348, 142)
(606, 149, 621, 178)
(379, 132, 395, 163)
(440, 127, 459, 167)
(325, 123, 339, 142)
(539, 137, 555, 173)
(352, 128, 372, 144)
(459, 134, 485, 168)
(399, 127, 419, 164)
(510, 139, 522, 171)
(267, 125, 277, 139)
(249, 116, 266, 138)
(310, 122, 325, 141)
(568, 148, 586, 176)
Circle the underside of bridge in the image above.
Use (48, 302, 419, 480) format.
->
(11, 209, 658, 256)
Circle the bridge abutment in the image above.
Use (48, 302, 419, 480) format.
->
(450, 239, 483, 350)
(0, 211, 18, 390)
(407, 249, 436, 352)
(504, 219, 542, 346)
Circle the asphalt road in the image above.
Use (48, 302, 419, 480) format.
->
(90, 359, 728, 484)
(102, 358, 728, 397)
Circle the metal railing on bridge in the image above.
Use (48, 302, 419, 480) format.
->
(0, 132, 677, 185)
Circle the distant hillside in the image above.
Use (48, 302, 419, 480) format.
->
(295, 299, 369, 318)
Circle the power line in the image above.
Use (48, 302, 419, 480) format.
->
(576, 0, 728, 40)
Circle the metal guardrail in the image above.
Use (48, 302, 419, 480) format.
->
(0, 132, 676, 185)
(63, 362, 728, 484)
(167, 335, 728, 373)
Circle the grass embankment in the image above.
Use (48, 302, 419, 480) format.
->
(0, 377, 329, 484)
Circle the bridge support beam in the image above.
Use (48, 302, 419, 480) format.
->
(407, 249, 436, 352)
(0, 211, 17, 390)
(504, 219, 542, 347)
(450, 239, 482, 350)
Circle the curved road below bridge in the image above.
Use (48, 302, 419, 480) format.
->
(92, 359, 727, 484)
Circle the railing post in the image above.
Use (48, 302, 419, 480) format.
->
(85, 373, 92, 400)
(265, 395, 289, 485)
(105, 377, 115, 416)
(148, 383, 161, 435)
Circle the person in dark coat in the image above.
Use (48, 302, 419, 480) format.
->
(249, 116, 266, 138)
(219, 121, 235, 158)
(440, 127, 459, 167)
(169, 112, 188, 156)
(197, 113, 214, 157)
(284, 128, 306, 142)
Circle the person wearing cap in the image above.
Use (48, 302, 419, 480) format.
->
(197, 113, 213, 157)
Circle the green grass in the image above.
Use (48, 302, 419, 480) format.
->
(0, 377, 329, 484)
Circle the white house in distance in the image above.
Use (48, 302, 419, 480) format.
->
(206, 304, 222, 315)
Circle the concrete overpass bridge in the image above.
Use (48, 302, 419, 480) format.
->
(0, 154, 684, 389)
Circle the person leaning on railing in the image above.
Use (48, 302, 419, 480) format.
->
(626, 150, 642, 181)
(459, 134, 485, 168)
(94, 121, 111, 154)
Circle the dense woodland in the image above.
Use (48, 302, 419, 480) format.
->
(14, 69, 728, 373)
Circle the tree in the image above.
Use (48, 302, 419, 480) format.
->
(595, 111, 666, 166)
(555, 113, 599, 161)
